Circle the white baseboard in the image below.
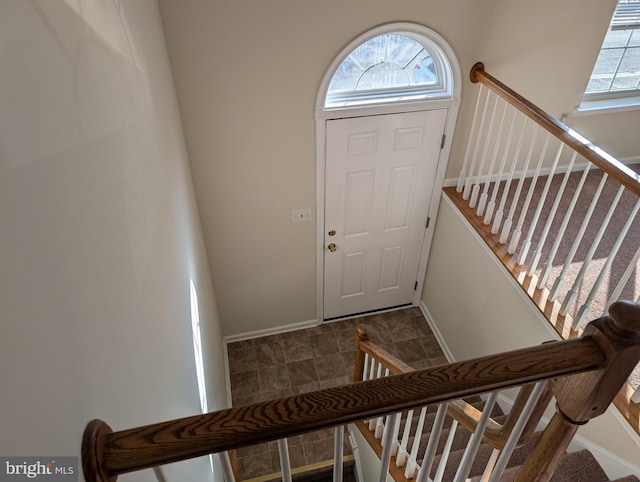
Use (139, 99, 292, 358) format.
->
(419, 300, 455, 363)
(444, 156, 639, 189)
(621, 155, 640, 165)
(443, 161, 598, 189)
(223, 318, 319, 345)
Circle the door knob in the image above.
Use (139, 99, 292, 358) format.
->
(327, 243, 337, 252)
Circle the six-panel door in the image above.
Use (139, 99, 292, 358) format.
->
(324, 109, 447, 319)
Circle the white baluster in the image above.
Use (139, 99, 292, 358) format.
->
(278, 438, 292, 482)
(471, 94, 500, 209)
(500, 125, 539, 247)
(380, 414, 390, 443)
(218, 452, 236, 482)
(484, 105, 517, 225)
(391, 411, 401, 456)
(361, 355, 372, 425)
(488, 382, 547, 482)
(517, 141, 563, 265)
(574, 197, 640, 329)
(375, 369, 391, 438)
(433, 420, 458, 482)
(604, 244, 640, 311)
(538, 162, 591, 289)
(508, 131, 550, 255)
(368, 361, 380, 430)
(478, 100, 509, 217)
(415, 403, 448, 482)
(479, 449, 500, 482)
(492, 115, 528, 234)
(464, 89, 493, 201)
(334, 426, 344, 482)
(529, 151, 578, 276)
(362, 353, 371, 381)
(404, 406, 428, 479)
(395, 409, 414, 468)
(378, 413, 402, 482)
(549, 172, 609, 301)
(453, 392, 498, 482)
(152, 467, 167, 482)
(632, 386, 640, 404)
(458, 84, 486, 193)
(560, 184, 624, 316)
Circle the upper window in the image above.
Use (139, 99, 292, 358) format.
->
(325, 33, 450, 108)
(585, 0, 640, 99)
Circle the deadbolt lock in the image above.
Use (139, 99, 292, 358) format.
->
(327, 243, 337, 252)
(328, 229, 336, 236)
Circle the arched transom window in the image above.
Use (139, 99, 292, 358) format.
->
(325, 32, 453, 108)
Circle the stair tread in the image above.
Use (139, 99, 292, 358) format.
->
(470, 449, 615, 482)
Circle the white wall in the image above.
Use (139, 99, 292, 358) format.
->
(157, 0, 637, 336)
(422, 195, 640, 473)
(0, 1, 227, 480)
(156, 0, 494, 335)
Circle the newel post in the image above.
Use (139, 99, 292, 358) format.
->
(516, 301, 640, 481)
(353, 325, 370, 382)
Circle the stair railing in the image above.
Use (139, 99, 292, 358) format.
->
(82, 301, 640, 482)
(448, 62, 640, 430)
(353, 324, 553, 481)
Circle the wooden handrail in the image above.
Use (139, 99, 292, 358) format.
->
(83, 337, 606, 481)
(354, 324, 415, 377)
(354, 325, 553, 450)
(470, 62, 640, 197)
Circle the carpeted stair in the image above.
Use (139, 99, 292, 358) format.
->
(370, 396, 639, 482)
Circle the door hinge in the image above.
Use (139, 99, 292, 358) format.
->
(414, 281, 418, 291)
(426, 216, 431, 229)
(441, 134, 446, 149)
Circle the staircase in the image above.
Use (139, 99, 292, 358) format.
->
(356, 394, 640, 482)
(351, 313, 640, 482)
(81, 301, 640, 482)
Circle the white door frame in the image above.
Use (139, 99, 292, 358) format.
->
(315, 23, 462, 322)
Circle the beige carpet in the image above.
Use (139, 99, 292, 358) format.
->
(481, 164, 640, 390)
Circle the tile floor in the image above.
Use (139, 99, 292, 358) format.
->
(226, 307, 447, 480)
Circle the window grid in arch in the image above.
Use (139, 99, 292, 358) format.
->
(325, 33, 449, 108)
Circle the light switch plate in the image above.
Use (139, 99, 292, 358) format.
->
(291, 209, 312, 223)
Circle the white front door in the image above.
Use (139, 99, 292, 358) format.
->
(323, 110, 447, 320)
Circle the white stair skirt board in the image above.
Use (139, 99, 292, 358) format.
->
(348, 424, 394, 482)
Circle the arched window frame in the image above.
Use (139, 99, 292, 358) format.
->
(317, 23, 461, 113)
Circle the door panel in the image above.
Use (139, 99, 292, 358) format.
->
(324, 109, 447, 319)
